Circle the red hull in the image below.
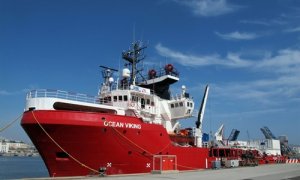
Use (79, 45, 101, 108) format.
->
(21, 110, 212, 177)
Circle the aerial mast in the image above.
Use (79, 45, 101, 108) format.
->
(122, 41, 146, 85)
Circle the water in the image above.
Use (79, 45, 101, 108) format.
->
(0, 156, 48, 179)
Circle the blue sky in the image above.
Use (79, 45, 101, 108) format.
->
(1, 0, 300, 145)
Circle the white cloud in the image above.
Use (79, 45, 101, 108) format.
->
(0, 90, 11, 95)
(173, 0, 240, 17)
(211, 72, 300, 107)
(156, 44, 300, 73)
(239, 20, 271, 26)
(284, 26, 300, 33)
(256, 49, 300, 74)
(156, 44, 300, 106)
(215, 31, 259, 40)
(240, 19, 287, 26)
(0, 89, 28, 96)
(155, 43, 253, 68)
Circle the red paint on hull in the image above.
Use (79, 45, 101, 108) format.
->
(21, 110, 210, 177)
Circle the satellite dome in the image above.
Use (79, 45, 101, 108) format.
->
(122, 68, 130, 78)
(108, 77, 114, 83)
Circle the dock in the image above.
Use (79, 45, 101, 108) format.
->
(21, 163, 300, 180)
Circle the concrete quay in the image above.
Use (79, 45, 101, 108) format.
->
(22, 163, 300, 180)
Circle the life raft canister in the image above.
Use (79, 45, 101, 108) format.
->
(148, 69, 157, 79)
(165, 64, 174, 73)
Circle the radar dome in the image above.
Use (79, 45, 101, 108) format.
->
(122, 68, 130, 78)
(108, 77, 114, 83)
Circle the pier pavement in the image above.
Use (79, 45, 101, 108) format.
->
(22, 163, 300, 180)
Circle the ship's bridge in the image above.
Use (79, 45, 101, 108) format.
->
(138, 64, 179, 100)
(99, 85, 158, 120)
(168, 94, 194, 120)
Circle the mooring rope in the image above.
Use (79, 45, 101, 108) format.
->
(0, 114, 23, 133)
(109, 125, 202, 170)
(32, 110, 203, 173)
(110, 126, 155, 156)
(31, 111, 99, 174)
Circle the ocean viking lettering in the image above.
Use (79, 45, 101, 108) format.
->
(103, 121, 141, 129)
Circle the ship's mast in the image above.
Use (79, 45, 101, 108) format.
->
(122, 41, 146, 85)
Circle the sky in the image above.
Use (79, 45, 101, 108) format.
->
(1, 0, 300, 145)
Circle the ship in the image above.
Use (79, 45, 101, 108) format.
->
(21, 41, 286, 177)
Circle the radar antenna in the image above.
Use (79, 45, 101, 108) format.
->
(122, 41, 146, 85)
(99, 66, 118, 95)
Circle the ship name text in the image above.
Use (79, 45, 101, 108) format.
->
(103, 121, 141, 129)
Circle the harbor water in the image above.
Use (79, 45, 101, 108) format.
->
(0, 156, 48, 179)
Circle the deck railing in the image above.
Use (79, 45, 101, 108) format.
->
(26, 89, 100, 104)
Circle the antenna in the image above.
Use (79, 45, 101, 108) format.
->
(140, 29, 144, 43)
(133, 23, 136, 43)
(118, 58, 121, 77)
(246, 130, 250, 141)
(122, 41, 147, 85)
(99, 65, 118, 72)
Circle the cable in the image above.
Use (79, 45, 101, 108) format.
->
(32, 110, 205, 173)
(31, 111, 99, 174)
(0, 114, 22, 133)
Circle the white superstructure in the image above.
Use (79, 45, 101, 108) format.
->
(25, 41, 196, 134)
(229, 139, 281, 156)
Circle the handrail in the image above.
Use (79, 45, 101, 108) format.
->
(26, 89, 100, 104)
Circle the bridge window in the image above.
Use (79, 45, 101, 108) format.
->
(124, 95, 128, 101)
(179, 102, 183, 106)
(187, 102, 190, 107)
(151, 101, 155, 106)
(131, 96, 137, 102)
(190, 102, 193, 107)
(171, 104, 174, 108)
(175, 103, 179, 107)
(113, 96, 117, 102)
(141, 98, 145, 109)
(104, 96, 111, 103)
(118, 95, 123, 101)
(146, 99, 150, 105)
